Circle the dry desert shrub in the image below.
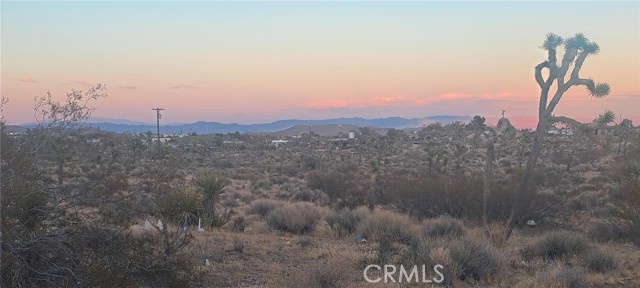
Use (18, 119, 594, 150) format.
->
(587, 222, 623, 242)
(423, 215, 466, 239)
(583, 249, 617, 273)
(521, 231, 590, 262)
(447, 236, 503, 282)
(403, 236, 503, 286)
(230, 215, 246, 232)
(535, 265, 588, 288)
(266, 202, 321, 234)
(299, 256, 354, 288)
(245, 198, 285, 218)
(356, 210, 418, 245)
(325, 207, 370, 236)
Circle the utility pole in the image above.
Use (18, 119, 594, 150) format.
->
(152, 107, 165, 144)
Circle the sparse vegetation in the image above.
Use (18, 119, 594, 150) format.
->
(2, 25, 638, 287)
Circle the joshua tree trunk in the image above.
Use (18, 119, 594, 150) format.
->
(566, 148, 574, 172)
(368, 177, 376, 211)
(616, 134, 622, 155)
(57, 156, 64, 185)
(483, 138, 495, 238)
(504, 118, 547, 239)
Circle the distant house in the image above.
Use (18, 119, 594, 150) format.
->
(270, 139, 288, 148)
(223, 140, 244, 145)
(151, 137, 171, 143)
(561, 127, 574, 136)
(547, 129, 561, 135)
(328, 137, 355, 149)
(586, 123, 614, 135)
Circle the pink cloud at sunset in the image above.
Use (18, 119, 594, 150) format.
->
(303, 92, 521, 110)
(17, 76, 37, 83)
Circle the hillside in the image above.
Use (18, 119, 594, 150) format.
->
(17, 115, 471, 134)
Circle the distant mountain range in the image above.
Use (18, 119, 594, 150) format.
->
(18, 115, 472, 134)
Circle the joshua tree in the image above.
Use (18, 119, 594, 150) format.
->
(468, 115, 487, 150)
(504, 33, 610, 240)
(469, 115, 487, 131)
(594, 109, 616, 147)
(595, 109, 616, 126)
(617, 119, 633, 156)
(453, 142, 468, 170)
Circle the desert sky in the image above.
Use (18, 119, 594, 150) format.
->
(1, 1, 639, 128)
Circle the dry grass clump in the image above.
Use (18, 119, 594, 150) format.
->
(535, 265, 588, 288)
(447, 237, 503, 282)
(245, 199, 285, 218)
(266, 202, 320, 234)
(403, 236, 502, 285)
(423, 215, 466, 239)
(428, 246, 458, 287)
(301, 263, 347, 288)
(521, 231, 590, 261)
(588, 222, 623, 242)
(229, 216, 246, 232)
(325, 207, 369, 236)
(356, 210, 418, 245)
(299, 256, 354, 288)
(232, 237, 245, 253)
(583, 249, 617, 273)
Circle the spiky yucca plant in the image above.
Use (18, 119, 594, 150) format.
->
(154, 187, 202, 227)
(595, 109, 616, 125)
(195, 171, 229, 228)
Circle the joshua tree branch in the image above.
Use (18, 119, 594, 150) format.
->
(570, 52, 589, 80)
(544, 84, 570, 117)
(547, 48, 557, 67)
(570, 78, 598, 96)
(535, 61, 549, 88)
(557, 48, 578, 85)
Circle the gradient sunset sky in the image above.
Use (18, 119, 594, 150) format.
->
(2, 1, 639, 128)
